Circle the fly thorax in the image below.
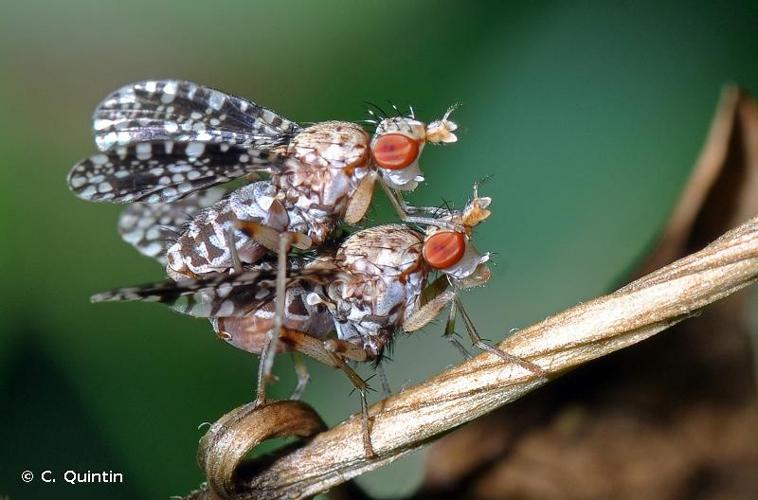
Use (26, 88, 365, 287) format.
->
(281, 121, 371, 220)
(288, 121, 370, 170)
(337, 224, 426, 277)
(280, 162, 368, 219)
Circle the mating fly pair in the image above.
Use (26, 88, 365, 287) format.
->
(93, 186, 538, 456)
(68, 80, 539, 456)
(68, 80, 459, 282)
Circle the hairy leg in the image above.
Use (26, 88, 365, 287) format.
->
(277, 328, 377, 458)
(455, 297, 546, 379)
(444, 298, 472, 359)
(379, 181, 463, 232)
(290, 351, 310, 401)
(254, 232, 294, 406)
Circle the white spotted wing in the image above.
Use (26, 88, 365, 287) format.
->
(94, 80, 300, 151)
(118, 188, 227, 265)
(67, 141, 296, 204)
(90, 266, 338, 318)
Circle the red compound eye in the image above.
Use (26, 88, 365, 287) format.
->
(372, 133, 419, 170)
(423, 231, 466, 269)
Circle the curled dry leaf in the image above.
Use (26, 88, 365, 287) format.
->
(640, 85, 758, 273)
(189, 400, 326, 499)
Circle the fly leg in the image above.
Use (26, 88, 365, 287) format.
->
(444, 298, 472, 359)
(344, 171, 377, 224)
(403, 281, 544, 378)
(403, 286, 457, 333)
(375, 363, 392, 398)
(225, 225, 296, 405)
(276, 329, 377, 458)
(254, 232, 294, 407)
(235, 219, 312, 405)
(394, 189, 454, 218)
(323, 338, 378, 454)
(343, 170, 456, 228)
(455, 297, 546, 379)
(405, 276, 470, 357)
(237, 220, 312, 253)
(379, 181, 464, 232)
(290, 351, 310, 401)
(327, 352, 375, 459)
(224, 228, 243, 274)
(389, 183, 492, 231)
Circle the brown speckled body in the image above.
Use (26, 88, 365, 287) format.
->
(274, 121, 371, 244)
(212, 225, 432, 360)
(325, 225, 429, 358)
(287, 121, 370, 171)
(97, 206, 491, 369)
(165, 181, 287, 279)
(167, 122, 371, 279)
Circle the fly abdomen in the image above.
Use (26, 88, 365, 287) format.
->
(213, 284, 333, 354)
(166, 181, 287, 279)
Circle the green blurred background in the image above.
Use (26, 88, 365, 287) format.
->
(1, 1, 757, 498)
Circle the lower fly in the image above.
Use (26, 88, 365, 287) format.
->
(93, 187, 544, 456)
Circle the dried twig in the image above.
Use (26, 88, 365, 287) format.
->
(186, 214, 758, 500)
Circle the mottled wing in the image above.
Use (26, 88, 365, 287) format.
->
(68, 141, 295, 203)
(94, 80, 300, 150)
(91, 267, 339, 318)
(118, 188, 227, 264)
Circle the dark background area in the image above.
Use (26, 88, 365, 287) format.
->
(1, 1, 757, 498)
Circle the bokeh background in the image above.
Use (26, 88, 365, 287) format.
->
(1, 1, 757, 498)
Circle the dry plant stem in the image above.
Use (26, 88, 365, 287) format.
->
(198, 216, 758, 499)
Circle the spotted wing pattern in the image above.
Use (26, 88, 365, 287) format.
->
(94, 80, 300, 150)
(68, 141, 295, 204)
(118, 188, 227, 265)
(90, 267, 339, 318)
